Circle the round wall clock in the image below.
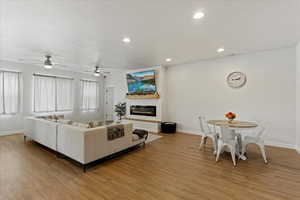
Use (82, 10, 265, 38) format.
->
(227, 72, 247, 88)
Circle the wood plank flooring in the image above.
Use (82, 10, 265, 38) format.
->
(0, 133, 300, 200)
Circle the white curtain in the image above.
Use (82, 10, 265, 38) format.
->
(56, 78, 73, 111)
(80, 80, 99, 110)
(3, 72, 20, 114)
(34, 75, 74, 112)
(34, 75, 56, 112)
(0, 72, 3, 114)
(0, 71, 20, 114)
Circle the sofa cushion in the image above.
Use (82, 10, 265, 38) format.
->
(88, 120, 104, 128)
(59, 119, 73, 125)
(72, 122, 89, 128)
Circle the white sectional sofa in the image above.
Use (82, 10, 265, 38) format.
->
(24, 117, 58, 151)
(24, 117, 146, 171)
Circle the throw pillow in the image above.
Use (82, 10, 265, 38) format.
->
(88, 121, 94, 128)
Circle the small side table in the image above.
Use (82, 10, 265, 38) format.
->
(161, 122, 176, 134)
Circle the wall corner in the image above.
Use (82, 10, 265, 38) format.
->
(297, 42, 300, 154)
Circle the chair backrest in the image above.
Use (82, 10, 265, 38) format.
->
(219, 126, 236, 142)
(256, 121, 268, 139)
(250, 118, 269, 138)
(198, 116, 211, 134)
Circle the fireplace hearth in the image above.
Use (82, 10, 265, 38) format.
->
(130, 105, 156, 117)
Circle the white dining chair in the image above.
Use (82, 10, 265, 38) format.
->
(241, 122, 268, 164)
(216, 126, 238, 166)
(198, 116, 218, 154)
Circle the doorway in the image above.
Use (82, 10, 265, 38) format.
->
(104, 87, 114, 121)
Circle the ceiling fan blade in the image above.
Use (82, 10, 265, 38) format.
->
(18, 61, 43, 65)
(53, 63, 69, 68)
(18, 58, 43, 63)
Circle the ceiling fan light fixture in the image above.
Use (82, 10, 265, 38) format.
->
(44, 55, 53, 69)
(95, 66, 100, 73)
(94, 66, 101, 76)
(44, 64, 53, 69)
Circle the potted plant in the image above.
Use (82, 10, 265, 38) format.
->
(225, 112, 236, 123)
(114, 102, 126, 123)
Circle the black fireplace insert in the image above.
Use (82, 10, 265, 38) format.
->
(130, 105, 156, 117)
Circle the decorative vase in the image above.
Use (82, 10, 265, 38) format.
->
(116, 116, 122, 123)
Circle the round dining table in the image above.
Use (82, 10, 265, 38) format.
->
(207, 120, 258, 160)
(207, 120, 257, 129)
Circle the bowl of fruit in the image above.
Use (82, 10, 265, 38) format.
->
(225, 112, 236, 123)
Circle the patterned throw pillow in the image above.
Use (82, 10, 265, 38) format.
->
(88, 121, 94, 128)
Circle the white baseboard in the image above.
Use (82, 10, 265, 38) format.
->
(177, 128, 201, 135)
(264, 141, 295, 150)
(296, 145, 300, 154)
(177, 128, 296, 150)
(0, 129, 24, 136)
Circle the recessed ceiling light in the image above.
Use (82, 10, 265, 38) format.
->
(123, 37, 131, 43)
(217, 48, 225, 53)
(193, 12, 205, 19)
(166, 58, 172, 62)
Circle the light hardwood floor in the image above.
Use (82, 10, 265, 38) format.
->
(0, 133, 300, 200)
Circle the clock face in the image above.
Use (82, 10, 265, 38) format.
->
(227, 72, 247, 88)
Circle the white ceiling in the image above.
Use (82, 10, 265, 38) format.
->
(1, 0, 300, 71)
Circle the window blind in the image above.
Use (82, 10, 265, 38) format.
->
(0, 71, 20, 114)
(80, 79, 99, 110)
(34, 74, 73, 112)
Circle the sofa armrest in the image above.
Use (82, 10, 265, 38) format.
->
(57, 125, 86, 163)
(25, 118, 58, 150)
(57, 125, 113, 164)
(83, 127, 113, 163)
(57, 123, 138, 164)
(24, 117, 35, 138)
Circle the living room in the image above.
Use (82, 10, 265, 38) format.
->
(1, 1, 300, 200)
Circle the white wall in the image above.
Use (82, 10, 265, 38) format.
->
(296, 43, 300, 152)
(0, 60, 105, 135)
(166, 47, 296, 148)
(104, 69, 127, 105)
(105, 66, 167, 121)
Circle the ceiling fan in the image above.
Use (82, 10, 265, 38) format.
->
(44, 55, 53, 69)
(15, 53, 111, 76)
(17, 54, 70, 69)
(84, 66, 111, 77)
(83, 55, 111, 77)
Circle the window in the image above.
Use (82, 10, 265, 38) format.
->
(0, 71, 21, 114)
(80, 79, 99, 110)
(34, 74, 73, 112)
